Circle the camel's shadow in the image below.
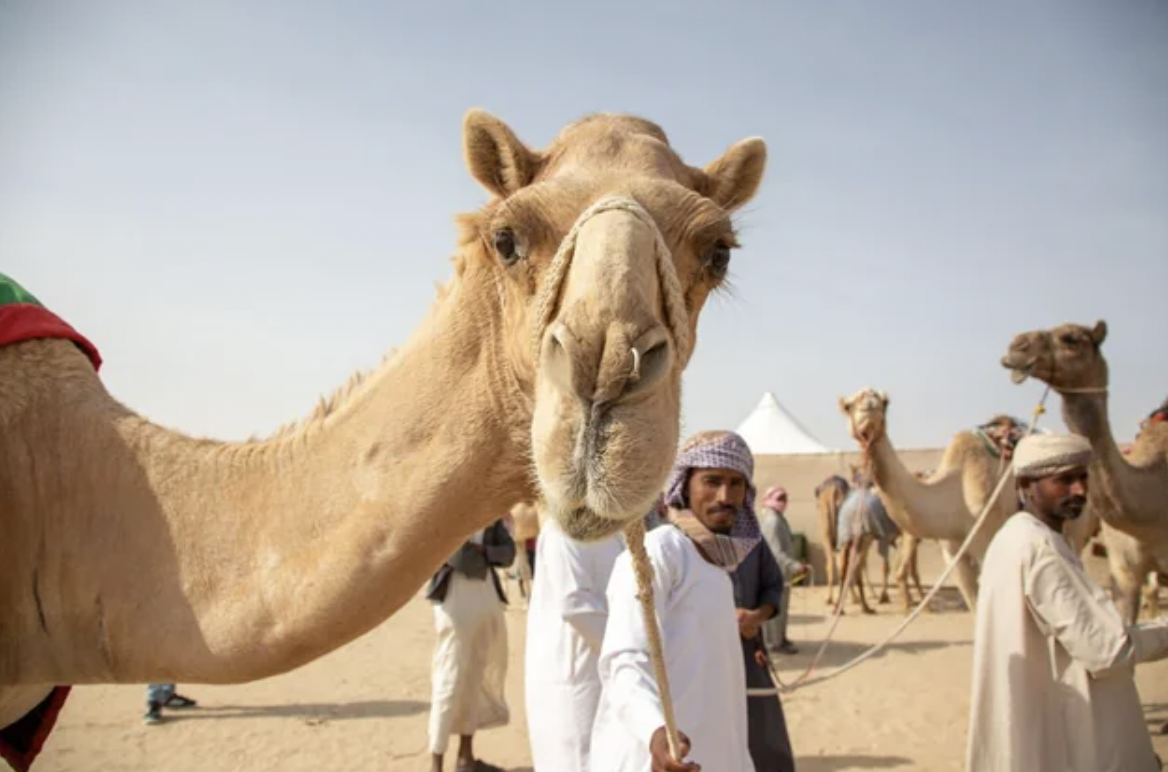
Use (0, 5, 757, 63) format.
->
(164, 699, 427, 724)
(798, 754, 912, 771)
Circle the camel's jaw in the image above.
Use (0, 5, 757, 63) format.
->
(529, 379, 680, 543)
(1001, 353, 1037, 385)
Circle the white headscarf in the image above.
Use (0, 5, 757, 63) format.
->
(1013, 433, 1092, 480)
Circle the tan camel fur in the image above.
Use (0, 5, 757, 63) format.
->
(839, 389, 1035, 612)
(1003, 320, 1168, 623)
(836, 468, 922, 616)
(0, 110, 768, 731)
(814, 475, 849, 607)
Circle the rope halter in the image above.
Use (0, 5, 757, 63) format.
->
(530, 196, 692, 373)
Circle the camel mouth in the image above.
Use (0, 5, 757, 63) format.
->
(1004, 358, 1033, 385)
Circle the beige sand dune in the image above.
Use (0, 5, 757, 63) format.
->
(38, 568, 1167, 772)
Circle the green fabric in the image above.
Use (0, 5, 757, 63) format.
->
(0, 272, 43, 308)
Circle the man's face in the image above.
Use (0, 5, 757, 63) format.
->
(686, 467, 747, 534)
(773, 494, 788, 513)
(1024, 466, 1089, 520)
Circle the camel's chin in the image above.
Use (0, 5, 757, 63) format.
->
(554, 507, 632, 542)
(1010, 368, 1030, 385)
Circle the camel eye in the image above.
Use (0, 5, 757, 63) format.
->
(1059, 333, 1079, 347)
(493, 228, 521, 266)
(704, 240, 732, 276)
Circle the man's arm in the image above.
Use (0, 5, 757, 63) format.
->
(761, 517, 804, 577)
(551, 535, 611, 649)
(599, 547, 686, 760)
(1025, 544, 1168, 676)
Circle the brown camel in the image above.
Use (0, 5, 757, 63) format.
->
(838, 390, 1074, 612)
(0, 111, 768, 746)
(1003, 320, 1168, 623)
(815, 474, 850, 607)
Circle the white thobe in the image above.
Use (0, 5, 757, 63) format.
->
(525, 519, 625, 772)
(590, 526, 755, 772)
(966, 512, 1168, 772)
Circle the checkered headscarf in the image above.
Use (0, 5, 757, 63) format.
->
(663, 431, 762, 571)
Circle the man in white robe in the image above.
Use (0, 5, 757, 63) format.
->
(525, 516, 625, 772)
(966, 433, 1168, 772)
(425, 521, 516, 772)
(591, 430, 765, 772)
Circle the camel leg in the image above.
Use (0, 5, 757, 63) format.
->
(893, 536, 915, 614)
(1104, 526, 1151, 625)
(852, 539, 876, 614)
(941, 540, 979, 613)
(824, 544, 838, 607)
(1141, 572, 1161, 618)
(910, 541, 926, 610)
(878, 547, 892, 605)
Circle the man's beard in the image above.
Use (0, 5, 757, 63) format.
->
(1051, 495, 1088, 521)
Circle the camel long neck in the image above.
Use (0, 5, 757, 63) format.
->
(33, 272, 533, 685)
(866, 434, 966, 541)
(1061, 391, 1165, 536)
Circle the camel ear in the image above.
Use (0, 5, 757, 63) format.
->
(838, 396, 851, 414)
(880, 391, 890, 408)
(463, 109, 539, 198)
(702, 137, 767, 212)
(1090, 320, 1108, 346)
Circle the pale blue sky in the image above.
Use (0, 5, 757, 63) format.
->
(2, 0, 1165, 450)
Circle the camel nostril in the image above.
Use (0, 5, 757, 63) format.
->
(625, 328, 672, 396)
(543, 323, 582, 398)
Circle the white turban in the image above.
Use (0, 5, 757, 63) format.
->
(1013, 433, 1093, 480)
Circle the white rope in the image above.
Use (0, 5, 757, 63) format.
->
(748, 387, 1054, 696)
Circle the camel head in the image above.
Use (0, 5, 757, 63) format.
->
(1001, 321, 1109, 393)
(839, 387, 889, 448)
(459, 110, 767, 540)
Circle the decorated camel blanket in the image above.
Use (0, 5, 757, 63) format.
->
(0, 273, 102, 371)
(0, 273, 101, 772)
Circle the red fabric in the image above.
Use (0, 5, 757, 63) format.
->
(0, 687, 71, 772)
(0, 303, 102, 371)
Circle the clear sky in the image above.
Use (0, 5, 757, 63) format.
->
(2, 0, 1165, 450)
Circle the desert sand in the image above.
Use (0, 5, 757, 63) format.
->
(36, 565, 1168, 772)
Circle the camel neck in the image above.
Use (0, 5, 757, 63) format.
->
(27, 268, 534, 685)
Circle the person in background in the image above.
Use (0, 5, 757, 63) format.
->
(757, 486, 808, 656)
(425, 520, 516, 772)
(142, 684, 197, 725)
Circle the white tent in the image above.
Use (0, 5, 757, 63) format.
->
(736, 392, 835, 455)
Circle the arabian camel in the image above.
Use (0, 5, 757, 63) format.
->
(1002, 320, 1168, 624)
(837, 390, 1082, 612)
(0, 111, 768, 755)
(830, 468, 924, 615)
(815, 475, 849, 607)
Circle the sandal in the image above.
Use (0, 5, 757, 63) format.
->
(163, 694, 198, 709)
(455, 761, 505, 772)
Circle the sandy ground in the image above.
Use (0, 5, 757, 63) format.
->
(35, 579, 1168, 772)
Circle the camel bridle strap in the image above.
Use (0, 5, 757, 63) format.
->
(530, 195, 692, 371)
